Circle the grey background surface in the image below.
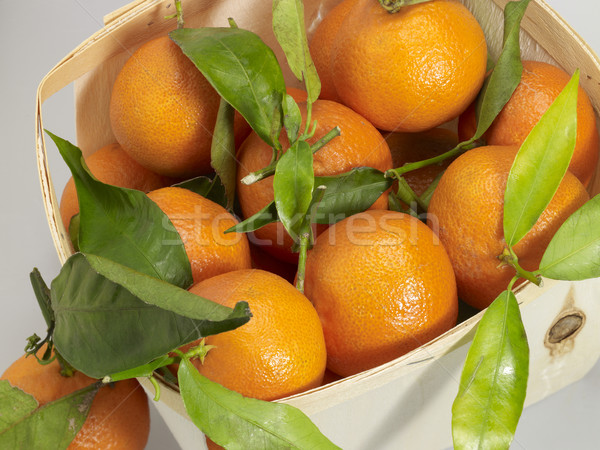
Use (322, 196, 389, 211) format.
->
(0, 1, 597, 449)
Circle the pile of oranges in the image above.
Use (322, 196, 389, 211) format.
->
(15, 1, 597, 445)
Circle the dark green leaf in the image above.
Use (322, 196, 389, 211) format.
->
(539, 193, 600, 280)
(274, 140, 314, 238)
(283, 93, 302, 143)
(211, 99, 237, 210)
(51, 253, 251, 378)
(46, 131, 192, 288)
(471, 0, 531, 140)
(272, 0, 321, 103)
(503, 70, 579, 247)
(0, 380, 98, 449)
(419, 170, 445, 209)
(178, 359, 340, 449)
(173, 175, 228, 208)
(226, 201, 279, 234)
(30, 268, 54, 330)
(452, 290, 529, 449)
(311, 168, 392, 224)
(170, 28, 286, 148)
(68, 213, 80, 252)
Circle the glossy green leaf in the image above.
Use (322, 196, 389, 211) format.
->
(170, 28, 286, 148)
(503, 70, 579, 247)
(46, 131, 192, 288)
(226, 201, 279, 234)
(452, 290, 529, 450)
(272, 0, 321, 103)
(274, 140, 314, 238)
(211, 99, 237, 210)
(0, 380, 98, 449)
(539, 193, 600, 280)
(174, 175, 228, 208)
(283, 93, 302, 143)
(471, 0, 531, 140)
(51, 253, 250, 378)
(178, 359, 340, 449)
(311, 168, 392, 224)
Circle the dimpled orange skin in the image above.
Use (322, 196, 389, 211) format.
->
(237, 99, 393, 263)
(304, 210, 458, 377)
(309, 0, 357, 102)
(185, 269, 327, 401)
(458, 60, 600, 187)
(427, 145, 590, 310)
(110, 36, 248, 178)
(59, 142, 172, 231)
(1, 349, 149, 450)
(147, 187, 251, 284)
(331, 0, 487, 132)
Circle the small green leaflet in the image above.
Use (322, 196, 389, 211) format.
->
(173, 175, 228, 209)
(47, 131, 193, 289)
(471, 0, 531, 140)
(272, 0, 321, 103)
(452, 290, 529, 450)
(0, 380, 98, 449)
(178, 359, 340, 449)
(539, 193, 600, 280)
(227, 201, 280, 234)
(283, 93, 302, 143)
(274, 140, 315, 239)
(170, 27, 286, 149)
(51, 253, 250, 378)
(503, 70, 579, 248)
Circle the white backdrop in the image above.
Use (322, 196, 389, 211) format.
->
(0, 1, 597, 449)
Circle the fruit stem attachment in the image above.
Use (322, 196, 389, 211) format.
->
(499, 248, 542, 287)
(240, 126, 340, 185)
(377, 0, 434, 14)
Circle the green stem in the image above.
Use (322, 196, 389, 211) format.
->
(377, 0, 434, 14)
(240, 126, 340, 185)
(396, 177, 427, 213)
(385, 138, 477, 180)
(296, 231, 310, 293)
(499, 248, 542, 287)
(165, 0, 184, 28)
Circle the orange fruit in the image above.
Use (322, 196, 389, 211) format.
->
(286, 86, 308, 103)
(59, 142, 172, 232)
(1, 347, 149, 449)
(147, 186, 251, 284)
(458, 60, 600, 187)
(183, 269, 327, 401)
(237, 99, 393, 263)
(109, 35, 249, 178)
(331, 0, 487, 132)
(427, 145, 590, 310)
(385, 127, 459, 197)
(309, 0, 357, 102)
(303, 209, 458, 377)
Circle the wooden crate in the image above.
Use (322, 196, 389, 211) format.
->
(34, 0, 600, 448)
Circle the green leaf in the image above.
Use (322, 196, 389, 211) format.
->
(170, 28, 286, 149)
(178, 359, 340, 449)
(173, 175, 228, 208)
(539, 193, 600, 280)
(211, 99, 237, 210)
(272, 0, 321, 103)
(311, 168, 392, 224)
(452, 290, 529, 450)
(46, 131, 192, 288)
(51, 253, 251, 378)
(0, 380, 98, 449)
(503, 70, 579, 247)
(274, 140, 314, 238)
(226, 201, 279, 234)
(283, 93, 302, 143)
(471, 0, 531, 140)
